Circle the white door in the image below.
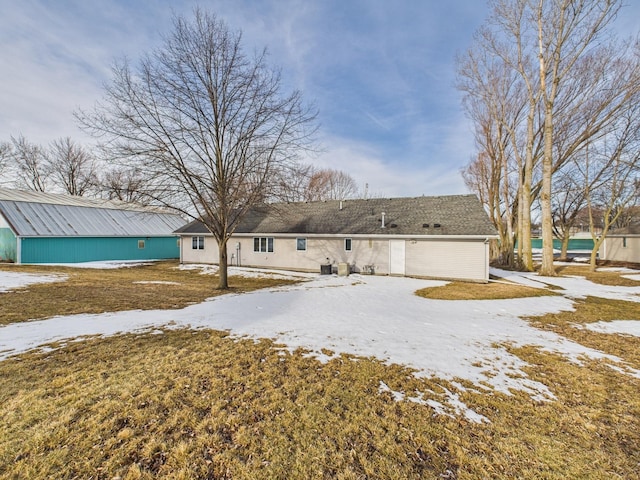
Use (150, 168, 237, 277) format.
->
(389, 240, 406, 275)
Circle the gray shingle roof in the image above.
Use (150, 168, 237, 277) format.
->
(0, 188, 185, 237)
(175, 195, 497, 237)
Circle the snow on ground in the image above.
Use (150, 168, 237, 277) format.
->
(0, 271, 67, 293)
(38, 260, 155, 269)
(1, 265, 640, 421)
(491, 267, 640, 302)
(584, 320, 640, 337)
(179, 263, 316, 280)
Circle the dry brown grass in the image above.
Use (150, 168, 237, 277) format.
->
(0, 262, 293, 325)
(553, 264, 640, 287)
(416, 280, 557, 300)
(1, 264, 639, 478)
(527, 295, 640, 369)
(1, 327, 639, 479)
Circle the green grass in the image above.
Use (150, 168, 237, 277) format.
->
(0, 263, 639, 478)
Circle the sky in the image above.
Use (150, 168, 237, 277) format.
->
(1, 263, 640, 421)
(1, 0, 639, 197)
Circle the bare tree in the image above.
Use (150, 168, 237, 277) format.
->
(0, 142, 11, 186)
(77, 9, 316, 289)
(9, 135, 49, 192)
(271, 161, 314, 202)
(462, 0, 639, 273)
(551, 162, 587, 259)
(305, 168, 358, 201)
(535, 0, 623, 276)
(46, 137, 98, 196)
(98, 166, 149, 204)
(583, 104, 640, 270)
(457, 43, 526, 267)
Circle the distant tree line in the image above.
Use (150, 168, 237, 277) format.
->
(457, 0, 640, 272)
(0, 135, 360, 204)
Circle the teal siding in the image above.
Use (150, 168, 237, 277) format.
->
(0, 227, 17, 262)
(20, 236, 179, 263)
(529, 238, 594, 250)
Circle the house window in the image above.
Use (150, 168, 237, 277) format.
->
(192, 236, 204, 250)
(254, 237, 274, 253)
(138, 240, 145, 249)
(623, 237, 627, 248)
(296, 238, 307, 251)
(345, 238, 352, 251)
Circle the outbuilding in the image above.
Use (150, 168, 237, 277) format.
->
(0, 188, 185, 264)
(175, 195, 498, 282)
(598, 227, 640, 264)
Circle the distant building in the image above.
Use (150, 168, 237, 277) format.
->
(175, 195, 498, 282)
(599, 226, 640, 264)
(0, 188, 184, 264)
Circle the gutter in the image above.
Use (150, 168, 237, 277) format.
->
(176, 232, 500, 241)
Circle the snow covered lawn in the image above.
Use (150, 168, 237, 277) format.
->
(0, 270, 67, 293)
(1, 263, 639, 409)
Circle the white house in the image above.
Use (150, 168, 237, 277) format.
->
(174, 195, 498, 282)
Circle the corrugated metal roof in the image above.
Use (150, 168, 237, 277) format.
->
(175, 195, 498, 237)
(0, 188, 185, 237)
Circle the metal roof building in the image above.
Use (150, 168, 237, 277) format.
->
(0, 188, 185, 264)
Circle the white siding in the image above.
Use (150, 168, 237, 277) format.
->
(235, 236, 390, 274)
(405, 239, 488, 282)
(600, 236, 640, 263)
(180, 235, 218, 264)
(179, 234, 490, 281)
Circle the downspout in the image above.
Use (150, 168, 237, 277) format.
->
(484, 238, 490, 281)
(16, 236, 21, 265)
(179, 235, 183, 264)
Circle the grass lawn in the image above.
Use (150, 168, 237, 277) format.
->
(415, 280, 557, 300)
(0, 262, 639, 479)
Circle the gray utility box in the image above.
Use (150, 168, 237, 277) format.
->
(320, 264, 332, 275)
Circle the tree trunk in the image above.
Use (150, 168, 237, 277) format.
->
(539, 105, 556, 276)
(559, 230, 570, 261)
(589, 239, 601, 271)
(218, 237, 229, 289)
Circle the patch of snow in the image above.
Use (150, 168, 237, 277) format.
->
(571, 257, 590, 263)
(0, 271, 67, 293)
(441, 387, 489, 424)
(37, 260, 155, 269)
(491, 267, 640, 302)
(378, 381, 489, 423)
(583, 320, 640, 338)
(179, 263, 315, 280)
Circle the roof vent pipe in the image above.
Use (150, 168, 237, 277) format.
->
(381, 212, 386, 228)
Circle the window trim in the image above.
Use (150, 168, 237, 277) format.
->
(345, 238, 352, 251)
(253, 236, 274, 253)
(296, 237, 307, 251)
(138, 239, 146, 249)
(191, 236, 204, 250)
